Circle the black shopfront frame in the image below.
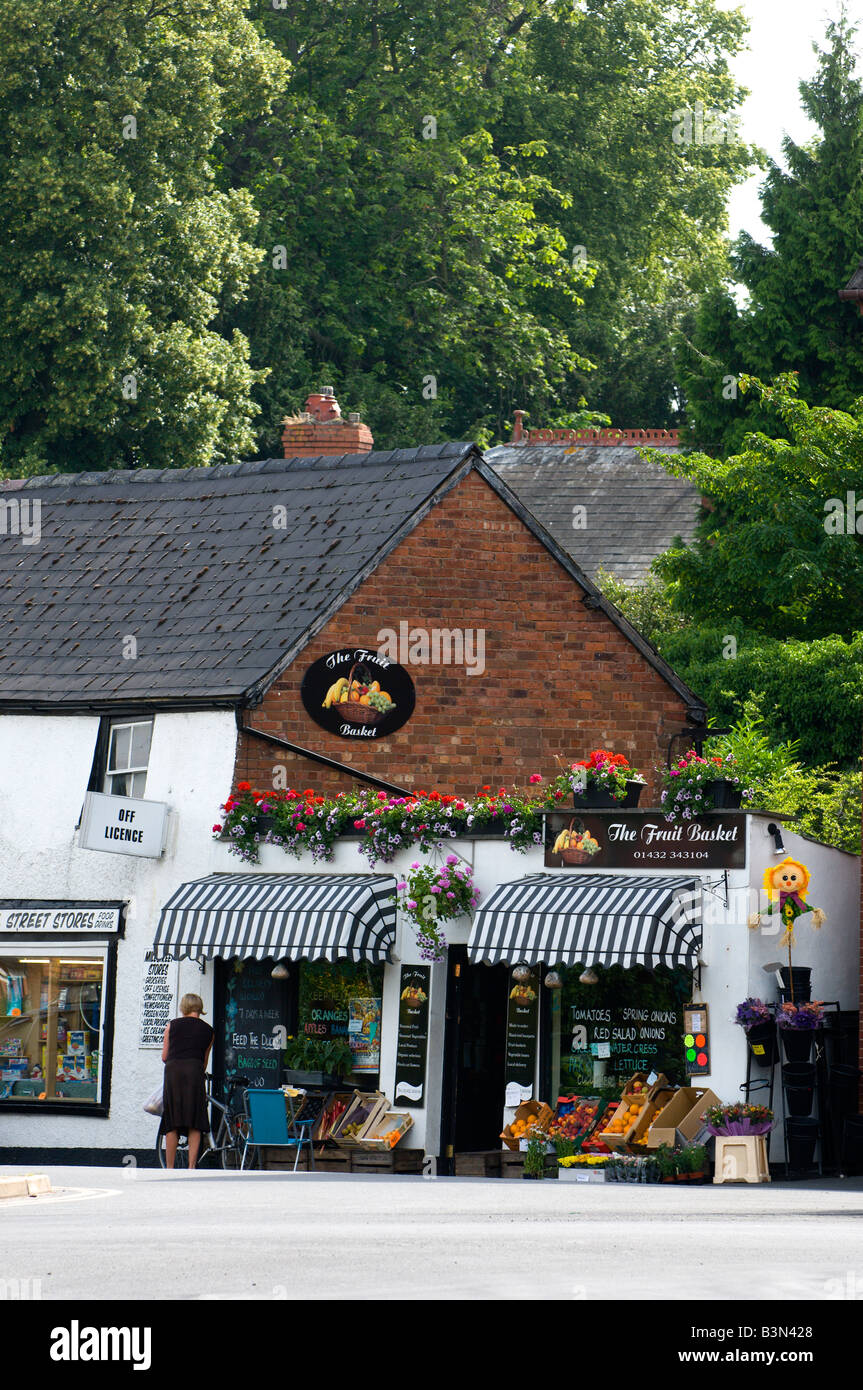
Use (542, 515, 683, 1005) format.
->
(0, 902, 124, 1117)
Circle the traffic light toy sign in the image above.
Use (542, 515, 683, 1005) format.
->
(684, 1005, 710, 1075)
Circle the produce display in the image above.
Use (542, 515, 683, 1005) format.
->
(508, 1113, 545, 1142)
(547, 1098, 601, 1144)
(315, 1094, 351, 1141)
(601, 1098, 646, 1137)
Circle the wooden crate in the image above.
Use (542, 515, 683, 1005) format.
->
(500, 1150, 558, 1179)
(311, 1148, 352, 1173)
(454, 1151, 503, 1177)
(261, 1147, 310, 1171)
(350, 1148, 424, 1174)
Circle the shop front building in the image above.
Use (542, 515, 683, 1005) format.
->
(0, 391, 858, 1167)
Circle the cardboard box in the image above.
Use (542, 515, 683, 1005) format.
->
(500, 1100, 554, 1152)
(647, 1087, 720, 1148)
(628, 1088, 676, 1146)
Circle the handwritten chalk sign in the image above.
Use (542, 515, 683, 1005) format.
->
(139, 954, 179, 1048)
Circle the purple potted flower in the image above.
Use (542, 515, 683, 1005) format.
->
(777, 1000, 824, 1062)
(705, 1102, 774, 1137)
(734, 997, 777, 1068)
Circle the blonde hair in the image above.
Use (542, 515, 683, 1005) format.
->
(763, 857, 811, 900)
(180, 993, 206, 1016)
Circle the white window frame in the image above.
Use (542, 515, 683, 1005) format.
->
(104, 718, 153, 799)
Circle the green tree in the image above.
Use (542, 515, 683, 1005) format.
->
(677, 16, 863, 454)
(652, 374, 863, 640)
(0, 0, 287, 475)
(494, 0, 756, 432)
(225, 0, 756, 453)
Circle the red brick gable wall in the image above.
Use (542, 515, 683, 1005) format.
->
(233, 469, 694, 798)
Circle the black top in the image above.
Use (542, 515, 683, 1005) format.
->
(166, 1016, 214, 1064)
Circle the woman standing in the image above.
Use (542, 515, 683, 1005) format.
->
(160, 993, 214, 1169)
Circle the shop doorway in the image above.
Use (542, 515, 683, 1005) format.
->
(440, 946, 508, 1167)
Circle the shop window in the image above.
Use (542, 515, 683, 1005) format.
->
(103, 719, 153, 798)
(548, 964, 691, 1101)
(0, 947, 108, 1106)
(297, 961, 384, 1082)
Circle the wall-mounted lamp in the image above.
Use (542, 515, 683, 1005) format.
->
(271, 962, 289, 980)
(767, 823, 786, 856)
(544, 971, 563, 990)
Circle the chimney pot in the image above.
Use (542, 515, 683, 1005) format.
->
(281, 389, 373, 458)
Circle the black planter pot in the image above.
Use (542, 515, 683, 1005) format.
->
(779, 967, 811, 1004)
(842, 1115, 863, 1169)
(282, 1069, 342, 1088)
(782, 1063, 816, 1117)
(746, 1020, 778, 1068)
(780, 1028, 814, 1063)
(828, 1066, 862, 1122)
(706, 778, 742, 809)
(785, 1117, 819, 1170)
(572, 786, 618, 809)
(622, 780, 644, 808)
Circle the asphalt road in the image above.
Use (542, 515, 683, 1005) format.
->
(2, 1166, 863, 1302)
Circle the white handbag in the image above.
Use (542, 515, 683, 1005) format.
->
(143, 1085, 163, 1117)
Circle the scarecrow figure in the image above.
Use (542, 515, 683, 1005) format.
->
(748, 857, 826, 948)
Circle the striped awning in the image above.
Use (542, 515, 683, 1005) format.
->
(468, 874, 702, 970)
(152, 873, 397, 963)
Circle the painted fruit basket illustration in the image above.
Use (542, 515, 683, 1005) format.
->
(322, 662, 396, 725)
(553, 820, 601, 865)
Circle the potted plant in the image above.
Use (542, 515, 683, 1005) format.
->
(553, 750, 645, 809)
(681, 1143, 708, 1183)
(523, 1130, 548, 1179)
(734, 997, 778, 1067)
(282, 1034, 354, 1087)
(776, 1000, 824, 1062)
(654, 1143, 676, 1183)
(658, 749, 743, 820)
(396, 856, 480, 963)
(705, 1102, 773, 1137)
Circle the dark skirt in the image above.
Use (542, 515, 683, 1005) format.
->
(160, 1059, 209, 1136)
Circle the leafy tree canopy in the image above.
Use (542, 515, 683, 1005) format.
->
(225, 0, 756, 453)
(0, 0, 287, 475)
(652, 374, 863, 640)
(676, 16, 863, 454)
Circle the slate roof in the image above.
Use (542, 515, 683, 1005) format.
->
(0, 442, 705, 716)
(0, 445, 479, 707)
(484, 443, 701, 585)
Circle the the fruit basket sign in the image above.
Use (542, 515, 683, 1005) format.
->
(301, 647, 415, 739)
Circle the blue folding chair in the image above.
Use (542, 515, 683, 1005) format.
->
(240, 1088, 316, 1172)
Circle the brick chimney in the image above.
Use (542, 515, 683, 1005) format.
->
(281, 386, 374, 458)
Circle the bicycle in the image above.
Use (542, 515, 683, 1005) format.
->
(155, 1073, 255, 1170)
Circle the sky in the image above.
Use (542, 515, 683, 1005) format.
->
(718, 0, 863, 243)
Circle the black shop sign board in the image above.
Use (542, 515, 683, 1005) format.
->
(300, 647, 415, 739)
(544, 811, 746, 870)
(504, 969, 539, 1094)
(394, 966, 430, 1108)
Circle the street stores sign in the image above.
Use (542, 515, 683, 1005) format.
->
(0, 904, 122, 933)
(300, 647, 415, 740)
(544, 811, 746, 871)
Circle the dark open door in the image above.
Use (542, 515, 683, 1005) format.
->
(440, 946, 508, 1170)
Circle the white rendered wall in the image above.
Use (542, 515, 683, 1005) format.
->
(0, 711, 237, 1153)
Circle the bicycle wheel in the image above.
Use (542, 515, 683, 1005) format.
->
(214, 1114, 241, 1170)
(156, 1132, 189, 1169)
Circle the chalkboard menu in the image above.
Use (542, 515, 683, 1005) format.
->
(394, 966, 430, 1107)
(504, 969, 539, 1098)
(222, 960, 287, 1092)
